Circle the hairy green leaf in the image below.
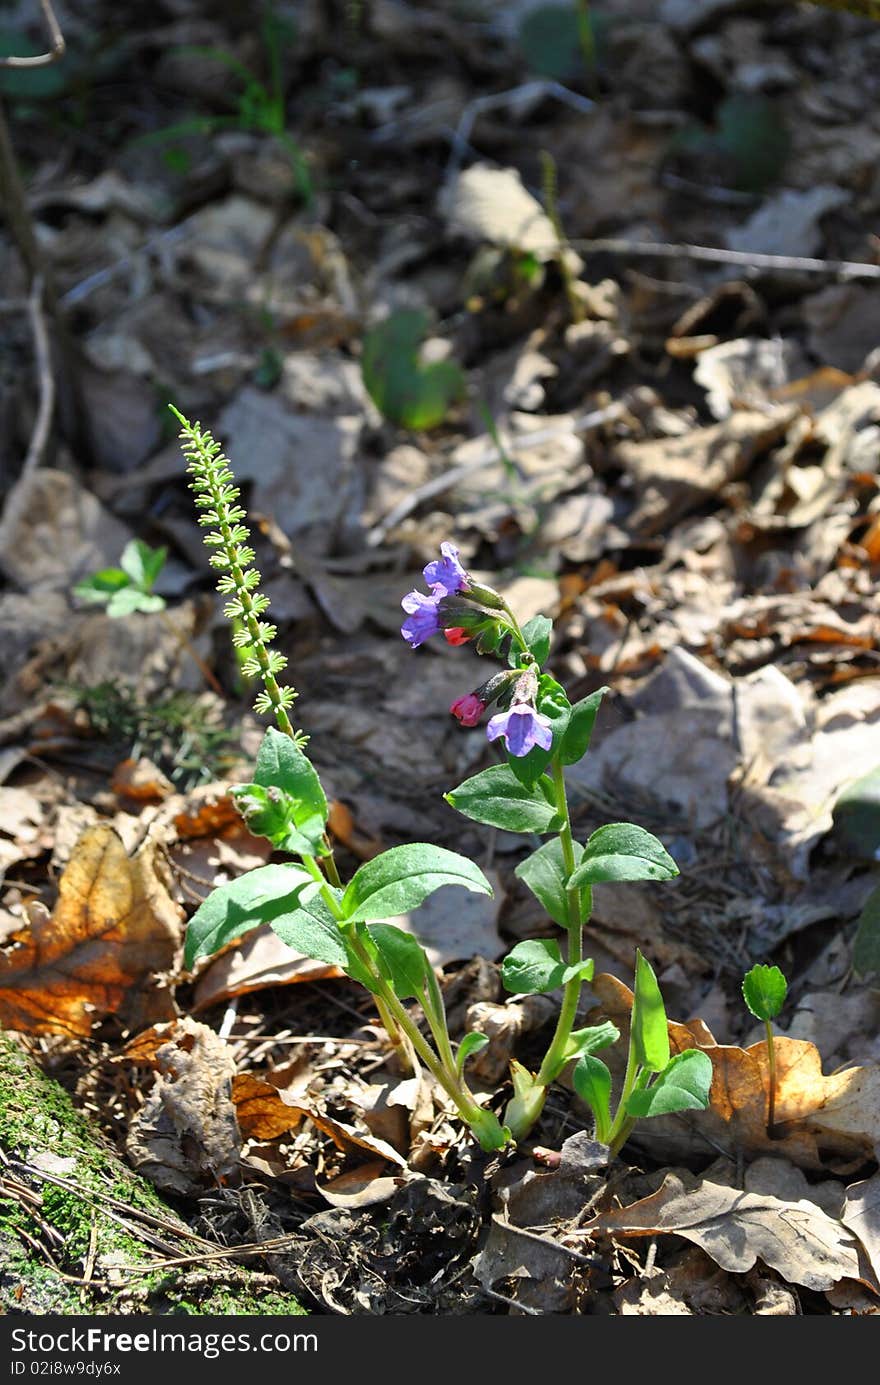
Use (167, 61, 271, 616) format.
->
(631, 950, 670, 1073)
(742, 963, 788, 1022)
(515, 838, 590, 929)
(445, 765, 561, 834)
(626, 1049, 713, 1118)
(456, 1031, 490, 1075)
(367, 922, 431, 1001)
(559, 686, 609, 765)
(185, 863, 312, 967)
(573, 1054, 613, 1140)
(569, 823, 678, 888)
(269, 888, 348, 968)
(340, 844, 493, 923)
(501, 938, 567, 995)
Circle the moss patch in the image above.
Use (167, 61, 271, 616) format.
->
(0, 1034, 305, 1316)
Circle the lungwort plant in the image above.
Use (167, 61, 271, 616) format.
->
(173, 406, 712, 1152)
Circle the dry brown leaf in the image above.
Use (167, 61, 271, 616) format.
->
(589, 1171, 865, 1292)
(315, 1163, 402, 1208)
(0, 824, 181, 1036)
(124, 1017, 241, 1197)
(193, 923, 343, 1010)
(592, 973, 880, 1171)
(231, 1071, 306, 1141)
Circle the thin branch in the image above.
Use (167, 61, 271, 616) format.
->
(21, 272, 54, 477)
(0, 0, 65, 68)
(366, 397, 631, 546)
(564, 235, 880, 283)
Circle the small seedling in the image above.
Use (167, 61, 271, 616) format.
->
(73, 540, 223, 696)
(742, 962, 788, 1137)
(172, 405, 712, 1154)
(540, 149, 585, 325)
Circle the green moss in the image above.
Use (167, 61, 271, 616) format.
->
(0, 1033, 305, 1316)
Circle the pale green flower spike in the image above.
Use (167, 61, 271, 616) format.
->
(170, 405, 307, 747)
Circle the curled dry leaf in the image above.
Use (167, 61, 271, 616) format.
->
(0, 823, 181, 1036)
(193, 924, 343, 1011)
(123, 1017, 241, 1198)
(230, 1071, 408, 1168)
(588, 1170, 868, 1294)
(591, 974, 880, 1171)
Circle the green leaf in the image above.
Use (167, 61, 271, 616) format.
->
(626, 1049, 713, 1118)
(742, 963, 788, 1022)
(501, 939, 567, 995)
(561, 958, 595, 985)
(564, 1021, 619, 1062)
(572, 1054, 613, 1139)
(269, 889, 349, 968)
(506, 675, 571, 788)
(832, 766, 880, 861)
(445, 765, 561, 834)
(105, 589, 166, 617)
(184, 863, 312, 968)
(515, 838, 590, 929)
(120, 540, 167, 592)
(253, 727, 328, 850)
(340, 843, 493, 923)
(367, 923, 432, 1001)
(559, 687, 609, 766)
(361, 309, 465, 430)
(631, 950, 670, 1073)
(853, 885, 880, 978)
(456, 1031, 490, 1076)
(229, 782, 317, 856)
(512, 615, 553, 669)
(568, 823, 678, 888)
(73, 568, 130, 604)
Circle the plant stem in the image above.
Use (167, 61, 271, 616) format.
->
(535, 757, 585, 1087)
(765, 1017, 778, 1137)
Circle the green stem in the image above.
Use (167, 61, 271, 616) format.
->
(765, 1018, 778, 1137)
(535, 757, 585, 1088)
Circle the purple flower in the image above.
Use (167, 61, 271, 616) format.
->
(401, 589, 443, 647)
(423, 542, 468, 596)
(486, 703, 553, 758)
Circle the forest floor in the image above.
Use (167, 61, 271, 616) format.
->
(2, 0, 880, 1316)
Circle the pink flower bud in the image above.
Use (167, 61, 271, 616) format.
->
(450, 693, 486, 727)
(444, 627, 471, 646)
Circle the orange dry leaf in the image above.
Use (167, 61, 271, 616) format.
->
(591, 973, 880, 1172)
(0, 823, 181, 1036)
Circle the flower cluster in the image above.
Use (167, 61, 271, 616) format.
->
(401, 544, 552, 758)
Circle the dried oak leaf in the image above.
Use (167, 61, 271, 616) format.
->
(591, 973, 880, 1171)
(589, 1170, 866, 1293)
(231, 1071, 407, 1167)
(0, 823, 181, 1036)
(123, 1016, 241, 1197)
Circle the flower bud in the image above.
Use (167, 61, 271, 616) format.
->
(450, 693, 486, 726)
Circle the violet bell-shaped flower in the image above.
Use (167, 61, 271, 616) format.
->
(486, 703, 552, 758)
(422, 542, 469, 596)
(400, 589, 444, 648)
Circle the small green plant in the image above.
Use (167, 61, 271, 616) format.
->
(140, 7, 310, 202)
(540, 150, 585, 325)
(73, 539, 223, 696)
(742, 962, 788, 1137)
(671, 93, 789, 195)
(172, 405, 712, 1153)
(361, 310, 465, 430)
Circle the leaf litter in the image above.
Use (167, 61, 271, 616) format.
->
(2, 0, 880, 1316)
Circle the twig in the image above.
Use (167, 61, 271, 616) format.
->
(21, 272, 54, 477)
(366, 397, 629, 546)
(562, 235, 880, 282)
(0, 0, 64, 67)
(439, 80, 595, 180)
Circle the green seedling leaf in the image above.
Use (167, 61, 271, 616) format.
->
(564, 1020, 619, 1062)
(559, 686, 609, 766)
(511, 614, 553, 669)
(631, 949, 670, 1073)
(506, 675, 571, 788)
(561, 958, 595, 985)
(105, 589, 166, 617)
(445, 765, 561, 834)
(367, 922, 432, 1001)
(456, 1031, 490, 1075)
(515, 837, 589, 928)
(626, 1048, 713, 1118)
(362, 309, 465, 430)
(340, 843, 493, 923)
(253, 727, 328, 850)
(832, 765, 880, 861)
(569, 822, 678, 888)
(501, 939, 566, 995)
(119, 540, 167, 592)
(269, 888, 349, 968)
(573, 1054, 613, 1140)
(853, 884, 880, 978)
(73, 569, 130, 604)
(742, 963, 788, 1022)
(184, 863, 312, 968)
